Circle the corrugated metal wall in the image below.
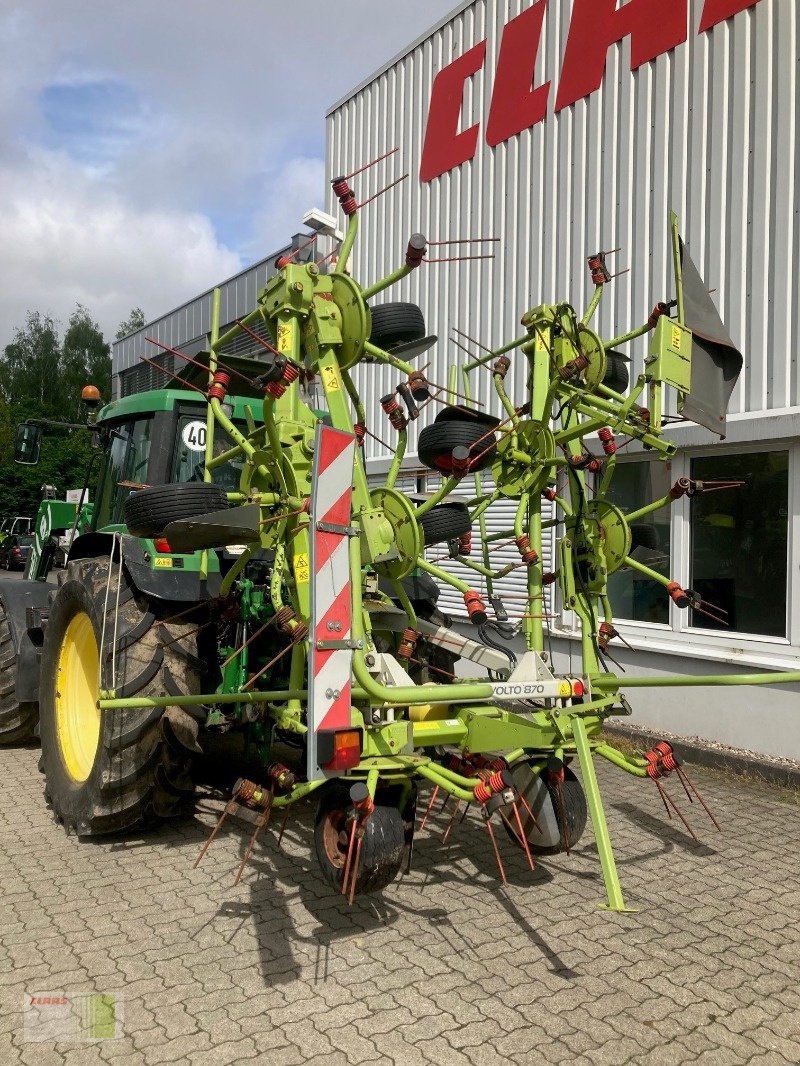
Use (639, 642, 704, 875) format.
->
(327, 0, 798, 464)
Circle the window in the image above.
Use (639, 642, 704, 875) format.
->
(604, 460, 672, 624)
(690, 451, 788, 637)
(171, 415, 248, 493)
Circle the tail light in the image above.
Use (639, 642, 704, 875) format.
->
(153, 537, 172, 553)
(317, 728, 362, 772)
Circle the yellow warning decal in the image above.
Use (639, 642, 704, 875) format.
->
(277, 322, 293, 354)
(320, 364, 340, 391)
(154, 557, 173, 568)
(293, 551, 310, 584)
(558, 680, 572, 698)
(413, 719, 461, 730)
(671, 325, 682, 351)
(534, 329, 548, 352)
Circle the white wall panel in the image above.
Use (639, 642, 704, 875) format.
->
(327, 0, 797, 466)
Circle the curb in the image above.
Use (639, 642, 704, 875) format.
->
(602, 723, 800, 790)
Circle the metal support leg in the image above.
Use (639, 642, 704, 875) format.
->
(572, 716, 635, 912)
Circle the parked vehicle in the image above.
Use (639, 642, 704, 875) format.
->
(0, 535, 33, 571)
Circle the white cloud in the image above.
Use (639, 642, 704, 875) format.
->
(0, 149, 241, 340)
(0, 0, 457, 346)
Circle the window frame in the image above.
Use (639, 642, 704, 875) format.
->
(555, 439, 800, 668)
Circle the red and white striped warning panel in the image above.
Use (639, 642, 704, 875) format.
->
(306, 425, 357, 780)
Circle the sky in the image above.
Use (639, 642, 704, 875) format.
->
(0, 0, 456, 348)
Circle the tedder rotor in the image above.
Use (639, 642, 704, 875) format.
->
(50, 167, 800, 912)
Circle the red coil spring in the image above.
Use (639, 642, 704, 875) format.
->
(493, 356, 511, 379)
(353, 422, 366, 448)
(597, 427, 617, 455)
(405, 235, 426, 268)
(408, 370, 429, 398)
(381, 394, 406, 431)
(458, 531, 472, 555)
(667, 581, 690, 608)
(598, 621, 616, 649)
(275, 255, 291, 270)
(473, 780, 492, 804)
(291, 620, 309, 643)
(648, 301, 668, 328)
(268, 763, 296, 791)
(274, 605, 296, 632)
(340, 195, 358, 216)
(559, 353, 590, 381)
(654, 741, 678, 771)
(266, 361, 300, 399)
(208, 369, 230, 402)
(515, 534, 539, 566)
(352, 793, 374, 816)
(587, 253, 610, 285)
(488, 770, 506, 793)
(543, 487, 557, 502)
(331, 177, 351, 198)
(234, 778, 271, 810)
(542, 572, 557, 585)
(463, 590, 487, 621)
(398, 628, 419, 658)
(644, 750, 662, 779)
(638, 406, 651, 424)
(669, 476, 692, 500)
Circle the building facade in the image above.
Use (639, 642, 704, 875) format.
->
(326, 0, 800, 758)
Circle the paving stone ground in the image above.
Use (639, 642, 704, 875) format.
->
(1, 743, 799, 1065)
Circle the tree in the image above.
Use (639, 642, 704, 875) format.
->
(116, 307, 146, 340)
(0, 312, 62, 419)
(62, 306, 111, 418)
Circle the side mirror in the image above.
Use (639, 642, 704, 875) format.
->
(14, 423, 42, 465)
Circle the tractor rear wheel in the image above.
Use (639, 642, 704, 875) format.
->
(503, 762, 588, 855)
(314, 785, 405, 896)
(0, 608, 37, 744)
(38, 557, 206, 836)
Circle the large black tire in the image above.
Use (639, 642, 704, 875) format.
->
(38, 557, 206, 836)
(504, 762, 588, 855)
(601, 352, 630, 394)
(0, 610, 37, 744)
(314, 785, 405, 896)
(418, 502, 472, 546)
(369, 302, 426, 350)
(418, 420, 497, 474)
(124, 483, 229, 539)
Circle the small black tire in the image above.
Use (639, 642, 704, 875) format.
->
(601, 353, 629, 394)
(418, 502, 472, 546)
(630, 523, 659, 551)
(124, 483, 229, 538)
(314, 786, 405, 896)
(418, 420, 497, 474)
(0, 610, 37, 745)
(39, 557, 205, 836)
(503, 762, 588, 855)
(369, 302, 426, 350)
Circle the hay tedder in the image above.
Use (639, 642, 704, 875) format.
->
(32, 168, 800, 912)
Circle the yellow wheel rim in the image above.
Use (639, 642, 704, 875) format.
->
(55, 612, 101, 782)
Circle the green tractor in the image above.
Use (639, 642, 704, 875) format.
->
(11, 174, 800, 913)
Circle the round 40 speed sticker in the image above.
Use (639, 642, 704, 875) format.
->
(182, 420, 207, 452)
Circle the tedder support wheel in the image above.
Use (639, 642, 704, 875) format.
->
(503, 762, 588, 855)
(38, 557, 205, 836)
(124, 482, 229, 539)
(368, 302, 426, 349)
(601, 352, 629, 394)
(314, 785, 405, 896)
(0, 609, 37, 744)
(418, 420, 497, 474)
(418, 502, 472, 546)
